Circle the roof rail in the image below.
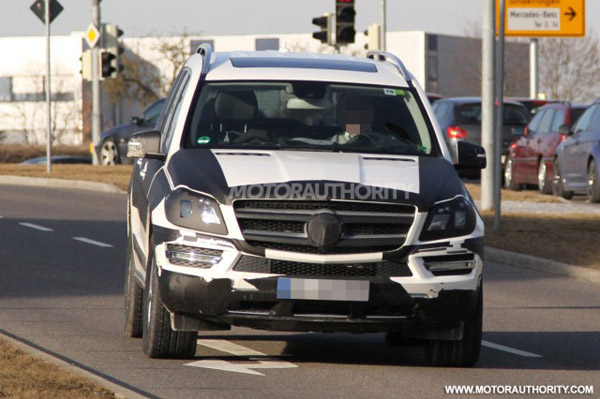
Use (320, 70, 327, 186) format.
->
(366, 50, 411, 82)
(196, 43, 213, 76)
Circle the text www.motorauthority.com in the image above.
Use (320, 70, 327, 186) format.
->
(445, 385, 594, 396)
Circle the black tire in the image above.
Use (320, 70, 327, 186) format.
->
(537, 160, 552, 194)
(124, 235, 144, 338)
(100, 138, 120, 165)
(587, 159, 600, 203)
(503, 157, 522, 191)
(424, 285, 482, 367)
(142, 252, 197, 359)
(552, 158, 574, 200)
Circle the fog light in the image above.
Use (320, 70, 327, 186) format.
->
(422, 254, 476, 276)
(166, 244, 223, 268)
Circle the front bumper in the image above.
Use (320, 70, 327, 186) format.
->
(153, 226, 483, 333)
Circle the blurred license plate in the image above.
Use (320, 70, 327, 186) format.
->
(276, 278, 369, 302)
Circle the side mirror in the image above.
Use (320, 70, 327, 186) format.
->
(558, 124, 571, 136)
(130, 116, 143, 126)
(454, 141, 486, 170)
(127, 130, 164, 160)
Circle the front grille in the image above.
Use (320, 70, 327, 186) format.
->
(234, 255, 412, 277)
(165, 244, 222, 268)
(234, 200, 416, 255)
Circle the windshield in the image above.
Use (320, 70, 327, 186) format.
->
(183, 81, 437, 156)
(456, 103, 530, 126)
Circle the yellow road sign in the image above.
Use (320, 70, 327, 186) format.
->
(85, 24, 100, 48)
(497, 0, 585, 37)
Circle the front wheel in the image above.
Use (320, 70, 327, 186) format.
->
(552, 158, 574, 200)
(424, 285, 482, 367)
(537, 161, 552, 194)
(587, 159, 600, 202)
(100, 138, 120, 165)
(142, 252, 197, 358)
(124, 235, 144, 338)
(504, 157, 522, 191)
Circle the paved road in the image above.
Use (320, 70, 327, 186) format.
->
(1, 185, 598, 399)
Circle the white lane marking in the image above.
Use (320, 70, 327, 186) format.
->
(186, 339, 297, 376)
(0, 215, 4, 218)
(482, 340, 542, 358)
(72, 237, 113, 248)
(19, 222, 54, 232)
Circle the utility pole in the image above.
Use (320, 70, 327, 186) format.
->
(494, 0, 506, 230)
(529, 38, 538, 99)
(45, 0, 52, 173)
(91, 0, 101, 165)
(481, 0, 495, 212)
(381, 0, 387, 51)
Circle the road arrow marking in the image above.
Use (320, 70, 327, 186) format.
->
(482, 340, 542, 358)
(185, 339, 297, 376)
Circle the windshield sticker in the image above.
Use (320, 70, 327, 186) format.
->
(197, 136, 211, 145)
(384, 88, 396, 96)
(395, 89, 406, 96)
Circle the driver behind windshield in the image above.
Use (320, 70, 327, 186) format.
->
(332, 95, 375, 144)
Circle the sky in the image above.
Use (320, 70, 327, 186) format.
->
(0, 0, 571, 38)
(2, 1, 598, 39)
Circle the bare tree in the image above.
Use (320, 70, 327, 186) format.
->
(104, 32, 193, 107)
(539, 33, 600, 102)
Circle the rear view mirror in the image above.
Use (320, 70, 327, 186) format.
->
(558, 124, 571, 136)
(454, 141, 486, 170)
(127, 130, 163, 160)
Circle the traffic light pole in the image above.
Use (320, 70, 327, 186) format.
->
(45, 0, 52, 173)
(381, 0, 386, 51)
(481, 0, 495, 212)
(91, 0, 101, 165)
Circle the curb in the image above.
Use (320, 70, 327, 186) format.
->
(0, 330, 150, 399)
(0, 175, 125, 194)
(485, 246, 600, 284)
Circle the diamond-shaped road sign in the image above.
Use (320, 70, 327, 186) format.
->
(30, 0, 64, 25)
(85, 24, 101, 48)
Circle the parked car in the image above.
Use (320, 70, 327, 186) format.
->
(554, 100, 600, 202)
(21, 155, 92, 165)
(95, 98, 165, 165)
(432, 97, 531, 162)
(504, 102, 587, 193)
(124, 46, 487, 367)
(509, 98, 559, 116)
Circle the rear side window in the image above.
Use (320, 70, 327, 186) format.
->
(537, 109, 556, 134)
(573, 105, 596, 133)
(456, 103, 529, 126)
(550, 108, 566, 132)
(527, 109, 545, 134)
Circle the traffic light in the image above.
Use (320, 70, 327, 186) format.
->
(312, 13, 333, 45)
(336, 0, 355, 45)
(79, 50, 93, 81)
(364, 24, 381, 50)
(100, 23, 124, 79)
(101, 50, 117, 78)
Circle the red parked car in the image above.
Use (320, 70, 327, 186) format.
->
(504, 102, 588, 193)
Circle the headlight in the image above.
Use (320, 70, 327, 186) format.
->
(165, 188, 228, 235)
(419, 196, 476, 241)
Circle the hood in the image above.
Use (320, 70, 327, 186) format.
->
(166, 149, 468, 211)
